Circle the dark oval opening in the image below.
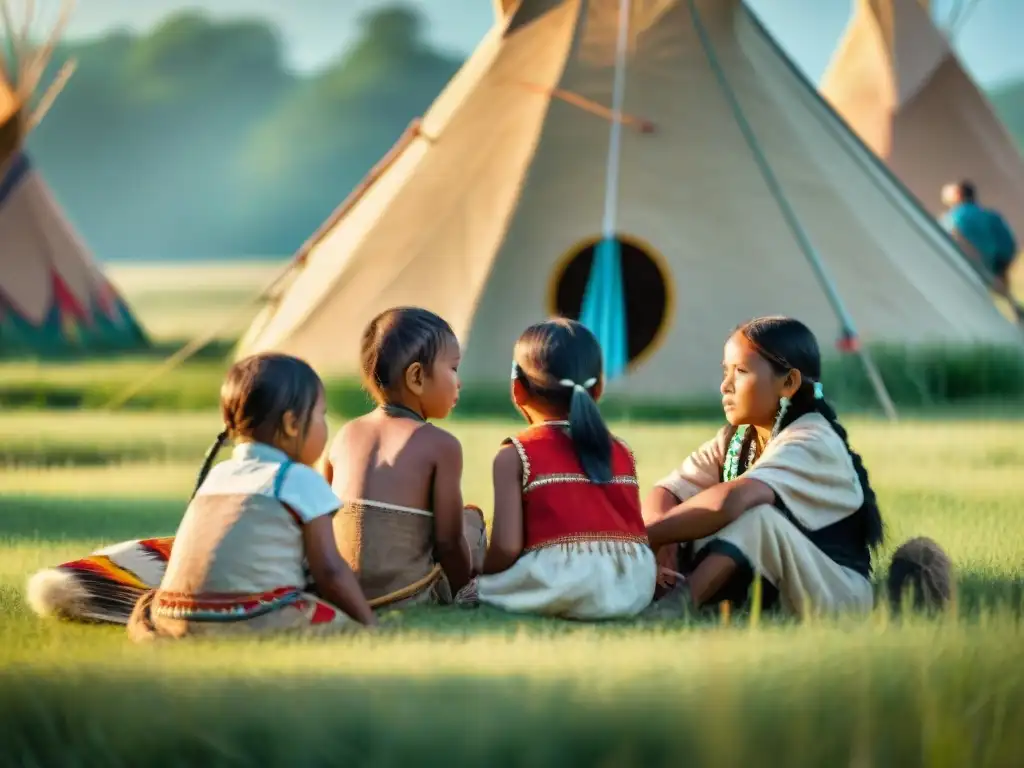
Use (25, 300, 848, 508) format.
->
(552, 236, 670, 367)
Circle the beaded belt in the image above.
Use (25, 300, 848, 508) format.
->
(152, 586, 302, 622)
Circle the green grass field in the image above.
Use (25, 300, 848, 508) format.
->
(1, 263, 1023, 765)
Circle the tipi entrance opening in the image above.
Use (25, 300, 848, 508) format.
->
(550, 235, 671, 369)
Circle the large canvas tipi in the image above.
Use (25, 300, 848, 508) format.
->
(0, 2, 147, 355)
(821, 0, 1024, 240)
(238, 0, 1020, 401)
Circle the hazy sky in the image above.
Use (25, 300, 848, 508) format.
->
(33, 0, 1024, 87)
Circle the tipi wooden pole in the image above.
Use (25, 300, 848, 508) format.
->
(688, 0, 898, 421)
(518, 82, 655, 133)
(491, 0, 520, 20)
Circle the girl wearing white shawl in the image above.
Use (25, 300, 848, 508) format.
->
(644, 317, 882, 617)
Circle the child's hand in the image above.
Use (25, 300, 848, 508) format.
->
(655, 545, 679, 586)
(658, 566, 686, 586)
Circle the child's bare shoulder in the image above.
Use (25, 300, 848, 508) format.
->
(334, 414, 374, 437)
(327, 415, 372, 452)
(492, 442, 521, 475)
(416, 423, 462, 457)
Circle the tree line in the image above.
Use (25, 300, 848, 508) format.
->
(27, 6, 461, 260)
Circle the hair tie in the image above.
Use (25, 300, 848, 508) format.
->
(559, 377, 597, 393)
(510, 362, 519, 381)
(813, 382, 824, 400)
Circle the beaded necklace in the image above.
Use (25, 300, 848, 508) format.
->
(379, 403, 426, 423)
(722, 425, 758, 482)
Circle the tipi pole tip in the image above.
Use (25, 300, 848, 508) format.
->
(836, 331, 899, 423)
(491, 0, 519, 21)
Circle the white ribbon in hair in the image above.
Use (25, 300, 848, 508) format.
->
(559, 377, 597, 393)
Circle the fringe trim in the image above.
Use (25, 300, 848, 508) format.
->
(523, 534, 650, 556)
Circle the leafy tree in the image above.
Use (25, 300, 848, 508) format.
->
(230, 7, 460, 253)
(24, 5, 459, 260)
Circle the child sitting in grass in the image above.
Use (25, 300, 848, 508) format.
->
(127, 352, 376, 638)
(457, 319, 657, 619)
(323, 307, 486, 609)
(643, 316, 953, 618)
(28, 354, 377, 637)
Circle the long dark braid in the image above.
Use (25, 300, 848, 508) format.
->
(191, 430, 229, 500)
(188, 353, 325, 500)
(737, 317, 885, 551)
(814, 398, 882, 547)
(735, 426, 759, 476)
(772, 385, 884, 547)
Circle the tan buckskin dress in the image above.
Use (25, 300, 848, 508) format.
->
(127, 442, 357, 640)
(334, 500, 487, 609)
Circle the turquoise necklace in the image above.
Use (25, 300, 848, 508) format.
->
(722, 426, 760, 482)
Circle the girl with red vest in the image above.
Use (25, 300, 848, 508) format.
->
(457, 319, 657, 619)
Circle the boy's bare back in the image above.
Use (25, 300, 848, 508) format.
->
(326, 411, 459, 512)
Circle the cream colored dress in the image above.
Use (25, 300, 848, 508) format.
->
(654, 413, 874, 617)
(475, 540, 656, 620)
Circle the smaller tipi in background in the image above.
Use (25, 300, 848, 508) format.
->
(0, 0, 147, 356)
(820, 0, 1024, 241)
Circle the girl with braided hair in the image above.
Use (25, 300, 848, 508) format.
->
(28, 354, 376, 636)
(458, 319, 657, 619)
(645, 316, 949, 617)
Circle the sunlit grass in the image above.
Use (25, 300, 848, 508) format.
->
(0, 260, 1023, 763)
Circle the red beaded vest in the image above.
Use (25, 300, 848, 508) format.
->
(505, 421, 649, 553)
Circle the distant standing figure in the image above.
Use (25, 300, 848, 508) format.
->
(940, 180, 1024, 325)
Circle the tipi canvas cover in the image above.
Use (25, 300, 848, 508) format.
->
(1, 3, 147, 355)
(238, 0, 1019, 401)
(821, 0, 1024, 241)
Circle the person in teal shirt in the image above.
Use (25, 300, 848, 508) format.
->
(940, 180, 1023, 325)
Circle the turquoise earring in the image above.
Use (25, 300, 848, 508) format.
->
(771, 396, 790, 440)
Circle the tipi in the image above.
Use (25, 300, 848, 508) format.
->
(237, 0, 1020, 402)
(821, 0, 1024, 242)
(0, 1, 147, 355)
